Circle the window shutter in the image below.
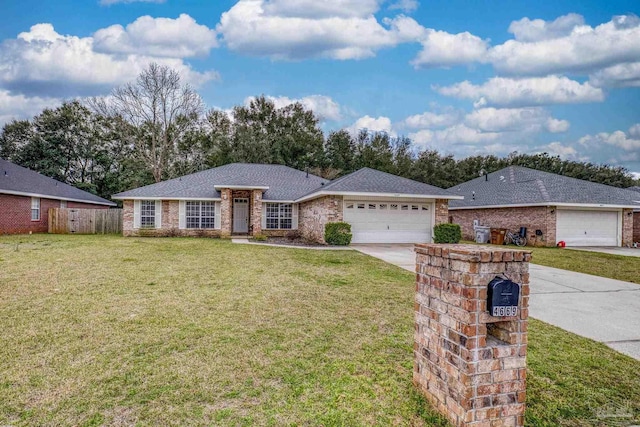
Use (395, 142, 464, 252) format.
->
(133, 200, 141, 229)
(292, 204, 299, 230)
(261, 203, 267, 229)
(179, 201, 186, 229)
(155, 200, 162, 229)
(214, 201, 221, 229)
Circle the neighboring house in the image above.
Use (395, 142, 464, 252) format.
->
(449, 166, 640, 247)
(629, 186, 640, 243)
(112, 163, 461, 244)
(0, 158, 116, 235)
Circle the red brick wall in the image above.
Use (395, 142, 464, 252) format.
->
(450, 206, 557, 247)
(0, 193, 108, 235)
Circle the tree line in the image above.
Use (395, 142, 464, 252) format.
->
(1, 64, 637, 202)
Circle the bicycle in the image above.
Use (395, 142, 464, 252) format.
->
(504, 230, 527, 246)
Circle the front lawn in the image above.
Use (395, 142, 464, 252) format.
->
(1, 235, 639, 426)
(527, 246, 638, 284)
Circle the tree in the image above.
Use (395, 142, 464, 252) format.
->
(0, 119, 33, 160)
(354, 130, 395, 173)
(324, 129, 356, 174)
(91, 63, 204, 182)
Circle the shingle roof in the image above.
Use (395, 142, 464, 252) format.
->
(0, 158, 116, 206)
(113, 163, 329, 201)
(449, 166, 640, 209)
(113, 164, 458, 201)
(305, 167, 458, 198)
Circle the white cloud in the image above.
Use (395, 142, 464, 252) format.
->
(546, 117, 570, 133)
(629, 123, 640, 138)
(489, 14, 640, 76)
(388, 0, 419, 13)
(589, 61, 640, 88)
(245, 94, 342, 121)
(0, 23, 218, 98)
(403, 111, 459, 129)
(262, 0, 381, 18)
(100, 0, 165, 5)
(409, 124, 501, 146)
(579, 129, 640, 152)
(541, 142, 582, 160)
(464, 107, 569, 133)
(348, 115, 393, 135)
(435, 76, 604, 107)
(507, 13, 584, 42)
(216, 0, 422, 60)
(94, 14, 218, 58)
(411, 29, 489, 68)
(0, 90, 61, 127)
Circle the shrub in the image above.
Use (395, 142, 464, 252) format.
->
(433, 223, 462, 244)
(286, 230, 302, 241)
(252, 234, 268, 242)
(324, 222, 352, 246)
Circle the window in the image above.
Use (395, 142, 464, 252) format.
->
(31, 197, 40, 221)
(186, 201, 215, 229)
(346, 203, 354, 209)
(368, 203, 376, 210)
(412, 205, 419, 211)
(379, 204, 387, 210)
(422, 206, 429, 211)
(357, 203, 365, 209)
(60, 200, 67, 208)
(141, 200, 156, 228)
(265, 203, 293, 229)
(401, 204, 409, 210)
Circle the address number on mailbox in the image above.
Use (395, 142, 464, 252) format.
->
(487, 277, 520, 317)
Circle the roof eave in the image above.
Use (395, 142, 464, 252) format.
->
(111, 195, 222, 201)
(450, 201, 640, 210)
(213, 185, 269, 191)
(1, 189, 116, 206)
(295, 190, 464, 203)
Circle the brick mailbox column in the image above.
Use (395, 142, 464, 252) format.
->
(414, 244, 531, 427)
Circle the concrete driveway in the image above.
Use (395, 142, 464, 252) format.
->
(568, 247, 640, 257)
(353, 244, 640, 360)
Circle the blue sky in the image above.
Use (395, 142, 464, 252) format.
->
(1, 0, 639, 175)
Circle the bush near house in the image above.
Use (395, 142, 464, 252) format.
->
(433, 223, 462, 243)
(325, 222, 352, 245)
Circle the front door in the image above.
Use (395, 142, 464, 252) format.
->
(233, 198, 249, 233)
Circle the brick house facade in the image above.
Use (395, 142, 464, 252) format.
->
(115, 164, 460, 244)
(451, 206, 634, 247)
(1, 159, 116, 235)
(1, 194, 107, 235)
(635, 212, 640, 243)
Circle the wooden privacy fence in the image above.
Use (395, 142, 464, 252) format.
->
(48, 208, 123, 235)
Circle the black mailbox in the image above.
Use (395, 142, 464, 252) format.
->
(487, 277, 520, 317)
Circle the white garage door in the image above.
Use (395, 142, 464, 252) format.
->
(343, 200, 432, 244)
(556, 210, 619, 246)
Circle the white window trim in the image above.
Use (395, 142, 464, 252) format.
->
(134, 200, 161, 229)
(262, 202, 298, 230)
(31, 197, 40, 221)
(179, 201, 221, 230)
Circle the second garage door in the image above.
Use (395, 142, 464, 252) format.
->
(556, 209, 619, 246)
(344, 200, 432, 244)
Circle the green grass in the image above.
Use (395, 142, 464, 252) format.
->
(0, 235, 639, 426)
(527, 246, 639, 284)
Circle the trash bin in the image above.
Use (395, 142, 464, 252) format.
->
(474, 226, 490, 243)
(490, 228, 507, 245)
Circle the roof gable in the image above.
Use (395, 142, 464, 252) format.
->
(449, 166, 640, 209)
(0, 158, 115, 206)
(299, 167, 459, 200)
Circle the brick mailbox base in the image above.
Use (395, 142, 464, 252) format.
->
(414, 244, 531, 427)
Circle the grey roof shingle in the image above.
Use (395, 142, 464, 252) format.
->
(307, 167, 458, 198)
(0, 158, 116, 206)
(449, 166, 640, 209)
(113, 163, 329, 201)
(113, 164, 458, 201)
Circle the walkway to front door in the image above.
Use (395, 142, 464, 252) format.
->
(233, 198, 249, 233)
